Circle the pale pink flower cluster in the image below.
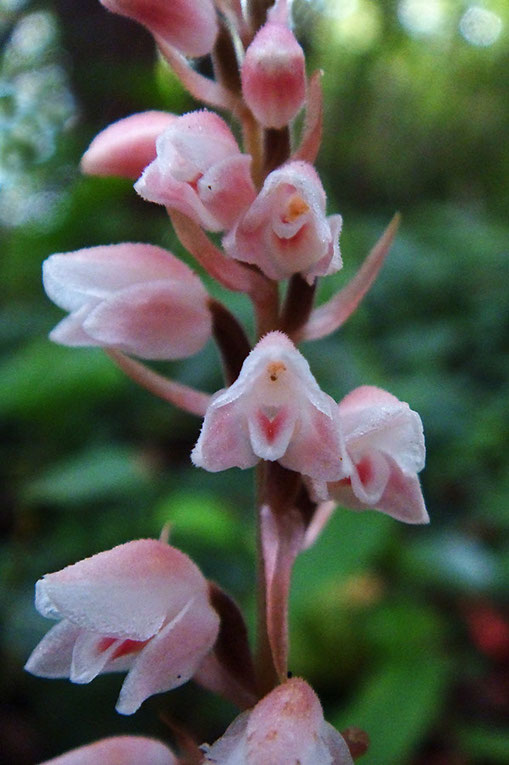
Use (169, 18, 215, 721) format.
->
(28, 0, 429, 762)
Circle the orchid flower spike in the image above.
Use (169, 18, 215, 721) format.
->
(99, 0, 218, 58)
(25, 539, 220, 715)
(241, 0, 306, 129)
(191, 331, 351, 482)
(40, 736, 178, 765)
(223, 161, 342, 283)
(42, 243, 212, 360)
(135, 110, 257, 232)
(313, 385, 428, 524)
(201, 677, 354, 764)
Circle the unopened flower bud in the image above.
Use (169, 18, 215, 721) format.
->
(241, 2, 306, 128)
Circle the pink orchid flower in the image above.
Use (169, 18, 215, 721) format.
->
(40, 735, 177, 765)
(200, 677, 354, 764)
(42, 243, 211, 360)
(191, 331, 351, 482)
(99, 0, 218, 58)
(314, 385, 428, 524)
(25, 539, 220, 715)
(81, 111, 176, 179)
(135, 110, 257, 232)
(223, 160, 342, 283)
(241, 0, 306, 128)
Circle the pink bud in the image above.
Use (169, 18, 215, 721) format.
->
(81, 111, 176, 179)
(42, 243, 212, 360)
(40, 735, 177, 765)
(241, 3, 306, 128)
(314, 386, 428, 524)
(25, 539, 220, 715)
(135, 110, 256, 231)
(99, 0, 218, 58)
(223, 161, 342, 283)
(192, 331, 350, 482)
(201, 677, 354, 764)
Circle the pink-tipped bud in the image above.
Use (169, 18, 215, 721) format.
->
(201, 677, 354, 764)
(81, 111, 176, 180)
(99, 0, 218, 58)
(241, 3, 306, 128)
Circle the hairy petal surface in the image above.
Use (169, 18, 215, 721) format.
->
(319, 386, 428, 524)
(192, 331, 349, 481)
(26, 539, 220, 713)
(224, 161, 342, 283)
(201, 678, 354, 764)
(43, 243, 211, 360)
(135, 110, 256, 231)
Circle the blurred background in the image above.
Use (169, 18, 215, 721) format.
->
(1, 0, 508, 762)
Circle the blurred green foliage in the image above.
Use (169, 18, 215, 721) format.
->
(1, 0, 508, 763)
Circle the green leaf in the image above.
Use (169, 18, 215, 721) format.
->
(332, 653, 450, 765)
(24, 445, 150, 505)
(457, 724, 509, 762)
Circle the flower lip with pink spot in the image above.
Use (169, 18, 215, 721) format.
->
(135, 110, 257, 232)
(223, 161, 342, 283)
(312, 385, 428, 524)
(192, 331, 351, 481)
(25, 539, 220, 715)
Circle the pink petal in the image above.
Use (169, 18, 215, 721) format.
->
(281, 399, 351, 482)
(49, 305, 96, 347)
(191, 398, 259, 471)
(349, 450, 391, 506)
(82, 280, 211, 360)
(100, 0, 218, 58)
(116, 594, 219, 714)
(339, 385, 426, 475)
(245, 678, 351, 764)
(374, 458, 429, 524)
(35, 539, 208, 641)
(80, 111, 176, 179)
(40, 735, 177, 765)
(198, 154, 256, 229)
(327, 458, 429, 525)
(43, 243, 200, 312)
(70, 631, 130, 684)
(25, 620, 80, 678)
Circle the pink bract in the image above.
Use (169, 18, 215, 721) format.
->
(135, 110, 256, 232)
(201, 677, 354, 764)
(42, 243, 212, 360)
(223, 161, 342, 283)
(99, 0, 218, 58)
(25, 539, 220, 714)
(191, 331, 351, 481)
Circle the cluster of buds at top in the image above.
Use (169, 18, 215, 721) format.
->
(29, 1, 429, 763)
